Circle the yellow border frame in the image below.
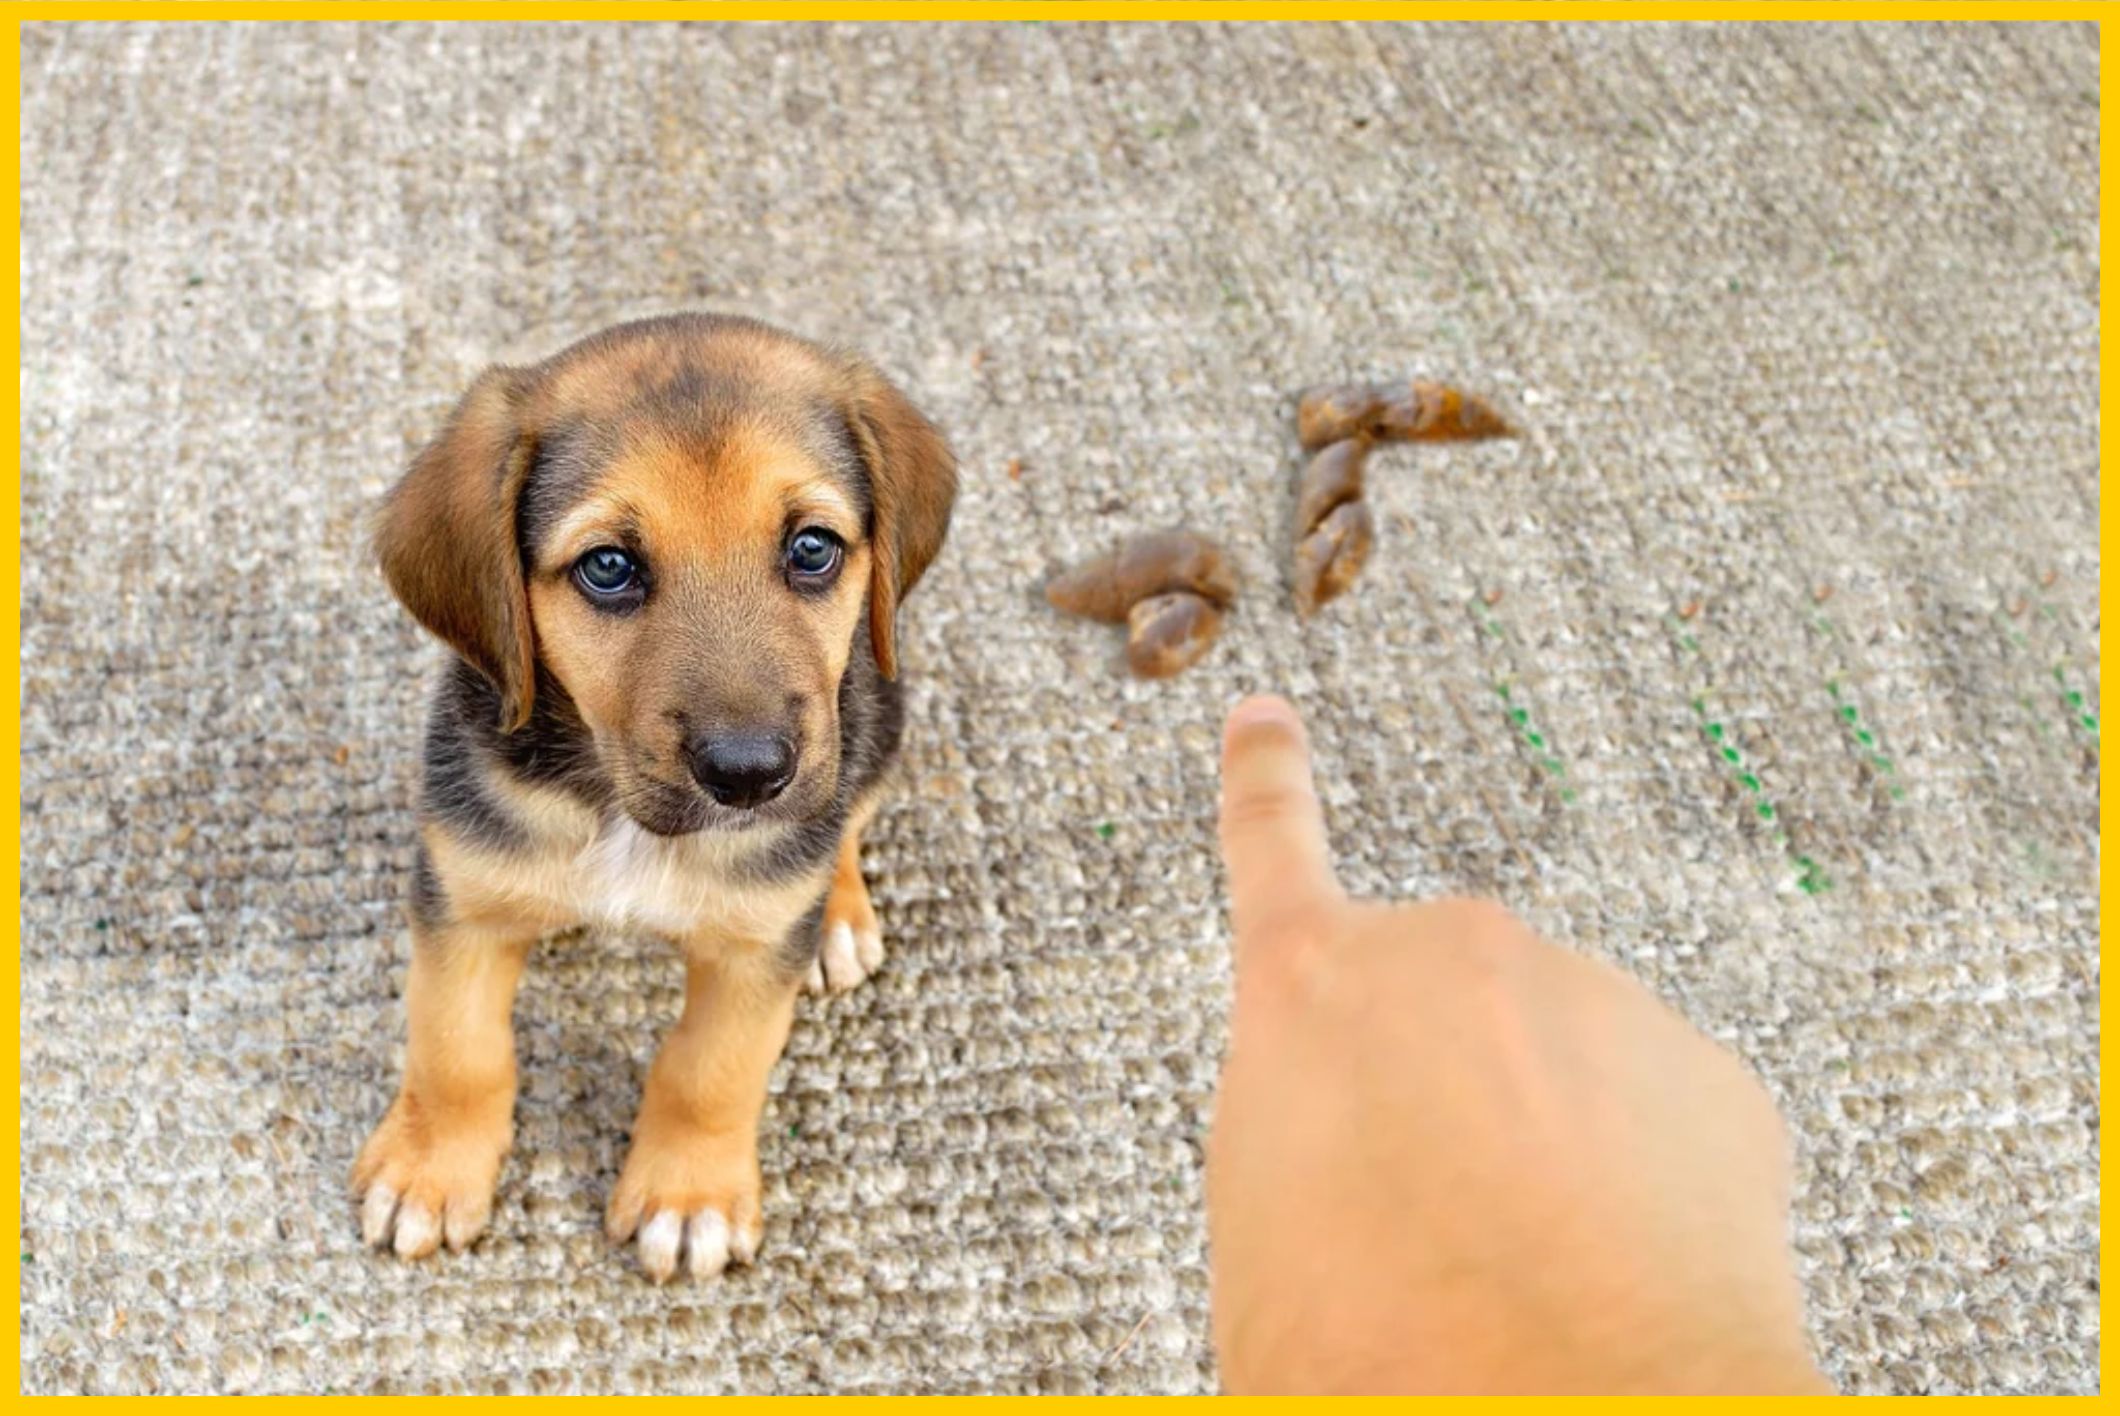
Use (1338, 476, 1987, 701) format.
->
(6, 1, 2107, 1399)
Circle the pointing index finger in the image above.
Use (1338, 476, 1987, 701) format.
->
(1218, 696, 1342, 946)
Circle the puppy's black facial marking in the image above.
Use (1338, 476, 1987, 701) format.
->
(840, 633, 906, 797)
(421, 661, 611, 842)
(516, 418, 617, 563)
(421, 689, 532, 853)
(642, 362, 758, 434)
(620, 775, 714, 839)
(649, 363, 713, 419)
(744, 815, 846, 883)
(820, 409, 876, 532)
(485, 667, 611, 804)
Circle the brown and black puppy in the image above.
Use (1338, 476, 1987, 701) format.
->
(353, 314, 955, 1281)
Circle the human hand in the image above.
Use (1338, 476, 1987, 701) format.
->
(1205, 696, 1829, 1394)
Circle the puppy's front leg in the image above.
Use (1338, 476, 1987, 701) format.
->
(354, 925, 531, 1257)
(606, 943, 801, 1282)
(810, 811, 885, 994)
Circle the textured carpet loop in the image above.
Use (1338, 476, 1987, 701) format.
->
(20, 19, 2098, 1395)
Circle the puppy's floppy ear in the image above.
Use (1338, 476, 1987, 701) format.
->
(374, 366, 540, 732)
(843, 362, 957, 680)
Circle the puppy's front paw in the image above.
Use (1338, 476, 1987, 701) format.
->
(605, 1122, 763, 1282)
(805, 872, 885, 995)
(352, 1093, 511, 1258)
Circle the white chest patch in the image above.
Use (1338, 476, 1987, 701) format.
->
(576, 820, 717, 935)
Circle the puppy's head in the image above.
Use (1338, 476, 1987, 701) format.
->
(376, 314, 955, 835)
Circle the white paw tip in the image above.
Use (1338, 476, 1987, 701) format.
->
(442, 1197, 490, 1252)
(360, 1184, 398, 1248)
(638, 1210, 684, 1282)
(803, 957, 825, 994)
(822, 921, 862, 992)
(391, 1198, 439, 1258)
(685, 1209, 731, 1278)
(730, 1217, 762, 1266)
(854, 926, 885, 973)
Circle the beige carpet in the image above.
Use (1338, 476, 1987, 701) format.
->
(19, 21, 2100, 1394)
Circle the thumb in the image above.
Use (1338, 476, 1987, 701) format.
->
(1218, 695, 1342, 947)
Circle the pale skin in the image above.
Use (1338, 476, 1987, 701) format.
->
(1207, 695, 1834, 1395)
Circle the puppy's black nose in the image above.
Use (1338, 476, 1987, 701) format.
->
(685, 731, 796, 808)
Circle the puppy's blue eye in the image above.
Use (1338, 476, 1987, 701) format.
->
(575, 547, 639, 597)
(786, 528, 842, 580)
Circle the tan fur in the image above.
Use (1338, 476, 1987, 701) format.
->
(824, 797, 881, 939)
(373, 370, 540, 731)
(425, 818, 835, 943)
(826, 822, 877, 937)
(525, 417, 869, 807)
(604, 945, 800, 1274)
(352, 926, 534, 1256)
(841, 364, 955, 679)
(356, 315, 956, 1276)
(537, 321, 838, 424)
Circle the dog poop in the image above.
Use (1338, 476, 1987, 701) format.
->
(1294, 437, 1370, 535)
(1292, 500, 1375, 618)
(1125, 592, 1225, 679)
(1296, 378, 1511, 450)
(1295, 384, 1388, 451)
(1287, 375, 1511, 614)
(1045, 529, 1236, 622)
(1375, 379, 1511, 441)
(1289, 438, 1375, 616)
(1046, 529, 1235, 678)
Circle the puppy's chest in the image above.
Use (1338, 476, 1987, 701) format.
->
(571, 822, 732, 933)
(569, 821, 815, 942)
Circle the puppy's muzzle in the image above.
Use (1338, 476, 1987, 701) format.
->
(684, 729, 797, 808)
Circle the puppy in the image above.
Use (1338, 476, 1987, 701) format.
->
(353, 314, 955, 1281)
